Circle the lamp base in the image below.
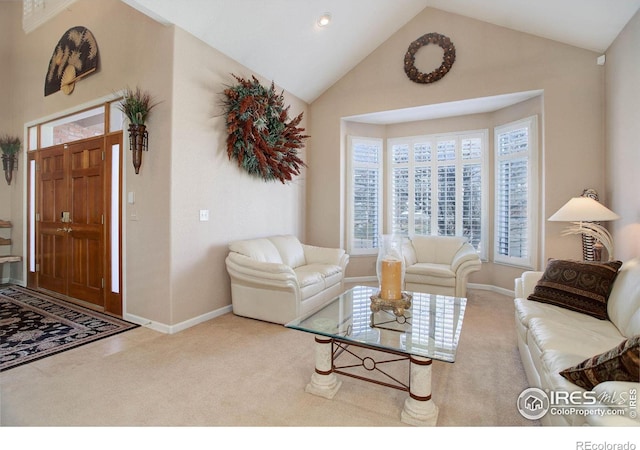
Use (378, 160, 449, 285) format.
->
(592, 241, 603, 262)
(563, 222, 615, 262)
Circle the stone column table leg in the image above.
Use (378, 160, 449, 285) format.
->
(305, 336, 342, 399)
(401, 355, 438, 426)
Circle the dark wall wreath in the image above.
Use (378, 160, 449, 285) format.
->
(221, 75, 308, 183)
(404, 33, 456, 84)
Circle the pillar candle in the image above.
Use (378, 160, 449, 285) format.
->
(380, 258, 402, 300)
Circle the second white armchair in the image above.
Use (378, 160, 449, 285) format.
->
(403, 235, 481, 297)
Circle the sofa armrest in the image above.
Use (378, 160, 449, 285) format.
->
(225, 252, 298, 286)
(451, 243, 481, 273)
(302, 244, 348, 268)
(517, 271, 544, 298)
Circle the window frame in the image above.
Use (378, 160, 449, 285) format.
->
(493, 115, 539, 269)
(386, 130, 489, 260)
(346, 136, 384, 256)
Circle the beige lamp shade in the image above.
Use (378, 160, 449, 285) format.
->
(548, 197, 620, 222)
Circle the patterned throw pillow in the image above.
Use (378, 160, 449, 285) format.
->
(527, 259, 622, 320)
(560, 335, 640, 390)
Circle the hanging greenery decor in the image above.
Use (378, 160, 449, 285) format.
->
(117, 86, 159, 174)
(0, 135, 21, 186)
(221, 74, 308, 183)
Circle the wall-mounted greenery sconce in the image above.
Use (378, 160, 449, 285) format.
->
(0, 135, 20, 186)
(117, 86, 159, 174)
(127, 123, 148, 175)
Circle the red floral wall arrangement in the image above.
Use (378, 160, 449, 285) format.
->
(221, 75, 309, 183)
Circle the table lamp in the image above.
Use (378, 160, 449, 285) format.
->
(548, 197, 620, 261)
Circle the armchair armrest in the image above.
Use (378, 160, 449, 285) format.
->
(451, 243, 481, 272)
(302, 244, 348, 268)
(402, 241, 417, 266)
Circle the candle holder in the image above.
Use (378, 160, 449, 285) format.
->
(371, 234, 411, 316)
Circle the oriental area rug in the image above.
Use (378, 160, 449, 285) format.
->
(0, 285, 138, 372)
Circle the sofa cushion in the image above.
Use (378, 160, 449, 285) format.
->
(293, 268, 323, 287)
(229, 238, 283, 263)
(405, 262, 454, 278)
(293, 267, 326, 299)
(269, 235, 306, 268)
(405, 273, 456, 288)
(411, 236, 466, 265)
(302, 263, 342, 279)
(607, 258, 640, 337)
(527, 314, 623, 359)
(515, 297, 589, 330)
(559, 335, 640, 390)
(527, 259, 622, 320)
(541, 349, 593, 392)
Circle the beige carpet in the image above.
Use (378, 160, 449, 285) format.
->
(0, 289, 536, 427)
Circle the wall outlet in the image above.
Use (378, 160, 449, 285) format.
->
(199, 209, 209, 221)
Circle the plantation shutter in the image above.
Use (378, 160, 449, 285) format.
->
(494, 117, 538, 268)
(391, 143, 409, 235)
(348, 137, 383, 255)
(388, 133, 486, 259)
(461, 136, 482, 249)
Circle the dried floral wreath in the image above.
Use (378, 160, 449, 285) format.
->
(221, 75, 308, 183)
(404, 33, 456, 84)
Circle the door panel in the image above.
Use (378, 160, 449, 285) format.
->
(67, 139, 104, 305)
(37, 146, 67, 294)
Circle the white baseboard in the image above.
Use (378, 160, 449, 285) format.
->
(468, 282, 515, 297)
(1, 277, 26, 286)
(125, 304, 233, 334)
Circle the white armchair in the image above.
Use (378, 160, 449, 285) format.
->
(402, 235, 481, 297)
(225, 235, 349, 324)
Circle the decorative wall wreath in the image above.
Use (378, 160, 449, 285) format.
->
(221, 74, 308, 183)
(404, 33, 456, 84)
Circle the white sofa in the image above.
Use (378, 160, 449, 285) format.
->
(225, 235, 349, 324)
(402, 235, 481, 297)
(514, 258, 640, 426)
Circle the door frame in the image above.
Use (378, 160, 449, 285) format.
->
(24, 95, 125, 316)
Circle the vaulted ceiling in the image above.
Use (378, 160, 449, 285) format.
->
(123, 0, 640, 103)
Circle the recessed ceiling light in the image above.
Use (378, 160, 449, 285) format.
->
(317, 13, 331, 27)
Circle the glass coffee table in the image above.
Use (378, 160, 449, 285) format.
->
(285, 285, 466, 426)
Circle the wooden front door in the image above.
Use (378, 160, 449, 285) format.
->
(37, 136, 105, 308)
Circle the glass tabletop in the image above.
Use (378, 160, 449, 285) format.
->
(285, 285, 467, 362)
